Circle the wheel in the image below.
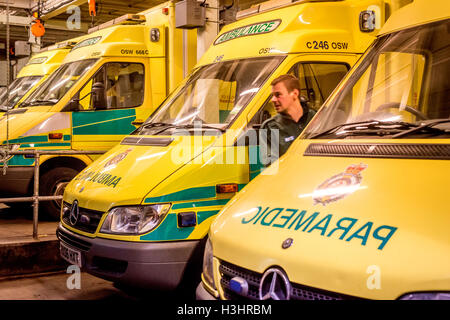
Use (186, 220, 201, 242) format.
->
(7, 202, 32, 211)
(6, 202, 32, 218)
(39, 167, 79, 220)
(375, 102, 428, 120)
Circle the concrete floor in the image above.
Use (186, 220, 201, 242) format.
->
(0, 203, 58, 244)
(0, 203, 120, 300)
(0, 270, 195, 300)
(0, 271, 126, 300)
(0, 203, 196, 301)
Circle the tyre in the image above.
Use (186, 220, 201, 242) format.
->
(6, 202, 32, 217)
(39, 167, 79, 220)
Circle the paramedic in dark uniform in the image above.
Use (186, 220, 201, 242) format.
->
(260, 74, 316, 166)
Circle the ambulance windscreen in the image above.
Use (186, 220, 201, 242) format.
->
(140, 56, 285, 134)
(0, 76, 43, 110)
(304, 19, 450, 140)
(20, 59, 97, 108)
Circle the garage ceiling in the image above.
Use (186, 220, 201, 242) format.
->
(0, 0, 264, 47)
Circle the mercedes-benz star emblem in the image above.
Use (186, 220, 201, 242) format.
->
(69, 200, 80, 226)
(259, 268, 292, 300)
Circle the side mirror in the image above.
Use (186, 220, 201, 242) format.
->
(64, 98, 82, 111)
(92, 82, 106, 110)
(63, 91, 81, 111)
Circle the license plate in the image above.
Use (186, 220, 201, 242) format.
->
(60, 242, 82, 267)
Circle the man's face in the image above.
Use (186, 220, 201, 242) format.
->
(271, 82, 297, 114)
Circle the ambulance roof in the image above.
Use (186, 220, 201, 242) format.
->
(379, 0, 450, 36)
(197, 0, 380, 67)
(63, 24, 150, 63)
(17, 47, 70, 78)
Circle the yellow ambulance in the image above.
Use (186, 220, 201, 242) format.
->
(0, 41, 76, 114)
(58, 0, 394, 290)
(0, 1, 196, 218)
(197, 0, 450, 300)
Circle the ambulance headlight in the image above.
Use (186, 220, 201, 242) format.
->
(399, 293, 450, 300)
(202, 237, 216, 291)
(100, 204, 171, 235)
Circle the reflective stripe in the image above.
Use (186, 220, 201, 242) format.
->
(171, 199, 230, 210)
(144, 186, 217, 203)
(144, 184, 246, 203)
(140, 210, 220, 241)
(2, 134, 70, 145)
(20, 143, 70, 148)
(3, 135, 48, 144)
(73, 115, 136, 135)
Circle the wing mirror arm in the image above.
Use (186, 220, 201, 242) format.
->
(64, 92, 89, 111)
(74, 91, 92, 102)
(66, 91, 93, 111)
(64, 82, 107, 111)
(91, 82, 107, 110)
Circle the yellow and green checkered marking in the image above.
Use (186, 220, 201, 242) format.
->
(141, 185, 245, 241)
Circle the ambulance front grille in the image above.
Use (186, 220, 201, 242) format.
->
(219, 260, 352, 300)
(57, 228, 92, 252)
(304, 143, 450, 160)
(62, 202, 103, 234)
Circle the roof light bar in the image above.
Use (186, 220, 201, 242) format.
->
(236, 0, 342, 20)
(237, 0, 295, 19)
(39, 40, 78, 52)
(88, 14, 146, 34)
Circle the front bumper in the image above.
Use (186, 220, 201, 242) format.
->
(196, 281, 218, 300)
(0, 166, 34, 195)
(57, 224, 205, 290)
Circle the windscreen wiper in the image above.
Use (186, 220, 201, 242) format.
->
(139, 121, 226, 135)
(17, 102, 30, 107)
(24, 99, 58, 106)
(391, 119, 450, 138)
(140, 122, 173, 129)
(138, 122, 178, 135)
(152, 123, 226, 135)
(310, 120, 419, 139)
(174, 123, 226, 132)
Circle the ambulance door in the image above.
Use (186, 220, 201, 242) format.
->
(71, 60, 147, 151)
(245, 60, 350, 180)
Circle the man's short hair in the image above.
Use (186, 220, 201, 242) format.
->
(271, 74, 300, 93)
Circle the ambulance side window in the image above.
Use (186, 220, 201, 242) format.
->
(248, 62, 349, 127)
(76, 62, 145, 110)
(294, 62, 349, 111)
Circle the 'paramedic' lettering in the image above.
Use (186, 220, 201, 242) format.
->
(241, 206, 397, 250)
(73, 170, 122, 188)
(214, 19, 281, 45)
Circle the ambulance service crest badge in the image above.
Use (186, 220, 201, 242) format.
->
(313, 163, 367, 206)
(104, 148, 133, 168)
